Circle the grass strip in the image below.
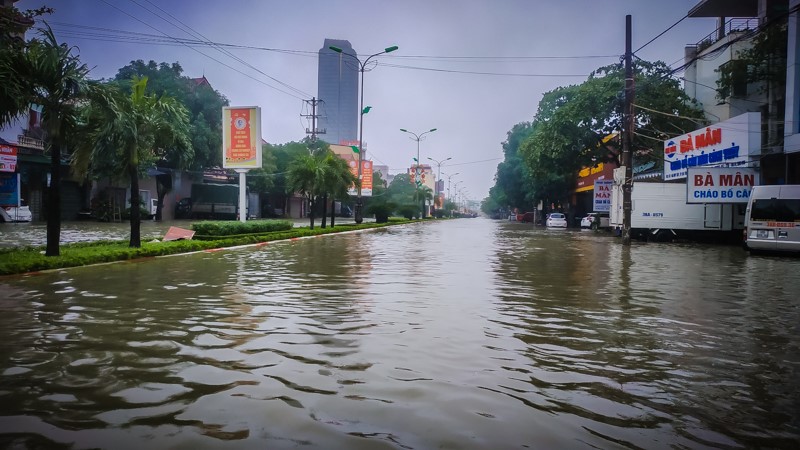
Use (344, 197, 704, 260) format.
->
(0, 219, 420, 276)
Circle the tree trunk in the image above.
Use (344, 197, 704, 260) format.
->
(330, 197, 336, 228)
(154, 174, 170, 221)
(321, 194, 328, 228)
(45, 139, 62, 257)
(129, 164, 141, 248)
(308, 198, 315, 230)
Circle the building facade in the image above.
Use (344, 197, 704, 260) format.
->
(684, 0, 800, 184)
(317, 39, 359, 145)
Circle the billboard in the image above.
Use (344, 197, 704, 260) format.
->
(222, 106, 262, 169)
(347, 160, 373, 196)
(686, 167, 759, 203)
(593, 179, 613, 212)
(0, 145, 17, 173)
(663, 112, 760, 180)
(0, 172, 19, 206)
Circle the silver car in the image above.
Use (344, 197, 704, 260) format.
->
(546, 212, 567, 228)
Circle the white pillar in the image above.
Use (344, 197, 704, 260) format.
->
(236, 169, 248, 223)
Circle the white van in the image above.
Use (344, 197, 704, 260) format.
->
(744, 185, 800, 253)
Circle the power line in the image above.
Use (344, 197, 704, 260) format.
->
(92, 0, 307, 100)
(44, 20, 621, 64)
(377, 62, 593, 78)
(133, 0, 312, 98)
(633, 13, 689, 55)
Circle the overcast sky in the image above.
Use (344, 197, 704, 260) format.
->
(17, 0, 718, 201)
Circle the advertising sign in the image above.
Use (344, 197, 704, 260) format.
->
(686, 167, 759, 203)
(347, 160, 373, 196)
(663, 112, 760, 181)
(0, 172, 19, 206)
(222, 106, 262, 169)
(593, 179, 613, 212)
(0, 145, 17, 173)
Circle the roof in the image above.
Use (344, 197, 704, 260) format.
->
(189, 76, 211, 89)
(329, 144, 358, 162)
(688, 0, 758, 18)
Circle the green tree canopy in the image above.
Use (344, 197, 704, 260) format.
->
(1, 26, 90, 256)
(73, 76, 191, 247)
(112, 59, 229, 169)
(513, 59, 704, 206)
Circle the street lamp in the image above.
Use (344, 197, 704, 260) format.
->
(442, 171, 459, 200)
(330, 44, 399, 223)
(427, 156, 451, 196)
(400, 128, 437, 218)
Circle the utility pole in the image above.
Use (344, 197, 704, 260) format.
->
(302, 97, 326, 143)
(622, 15, 634, 246)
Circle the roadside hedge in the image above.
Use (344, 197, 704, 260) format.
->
(0, 218, 419, 276)
(191, 219, 293, 236)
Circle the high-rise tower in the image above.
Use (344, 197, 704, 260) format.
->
(317, 39, 359, 145)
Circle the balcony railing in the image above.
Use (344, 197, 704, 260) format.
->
(696, 18, 759, 53)
(17, 135, 44, 150)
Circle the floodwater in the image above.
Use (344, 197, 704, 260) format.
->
(0, 217, 362, 248)
(0, 219, 798, 449)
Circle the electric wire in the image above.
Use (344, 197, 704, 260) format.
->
(93, 0, 306, 100)
(633, 13, 689, 55)
(133, 0, 312, 98)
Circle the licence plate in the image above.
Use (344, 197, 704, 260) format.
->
(756, 230, 770, 239)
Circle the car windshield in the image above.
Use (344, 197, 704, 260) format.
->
(550, 213, 564, 219)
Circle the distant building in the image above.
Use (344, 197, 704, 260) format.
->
(317, 39, 359, 145)
(373, 164, 389, 186)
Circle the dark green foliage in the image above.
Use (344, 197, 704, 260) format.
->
(191, 219, 293, 236)
(397, 204, 417, 220)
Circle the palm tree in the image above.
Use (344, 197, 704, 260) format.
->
(323, 152, 358, 228)
(413, 186, 434, 219)
(0, 27, 90, 256)
(72, 76, 191, 247)
(286, 152, 328, 229)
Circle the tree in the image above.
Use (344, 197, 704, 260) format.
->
(413, 186, 434, 219)
(0, 26, 90, 256)
(491, 122, 536, 212)
(112, 60, 229, 200)
(365, 171, 393, 222)
(263, 141, 311, 216)
(321, 152, 357, 228)
(286, 152, 328, 229)
(384, 173, 417, 218)
(73, 76, 191, 247)
(517, 60, 704, 205)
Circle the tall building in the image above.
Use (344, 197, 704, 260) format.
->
(317, 39, 359, 145)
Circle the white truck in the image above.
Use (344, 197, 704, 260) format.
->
(610, 167, 744, 242)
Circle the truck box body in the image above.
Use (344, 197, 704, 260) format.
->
(610, 169, 743, 241)
(190, 183, 239, 219)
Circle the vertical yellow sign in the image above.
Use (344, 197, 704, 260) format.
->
(222, 106, 262, 169)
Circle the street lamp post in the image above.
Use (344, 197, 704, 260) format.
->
(442, 171, 459, 199)
(330, 44, 399, 223)
(427, 156, 451, 196)
(400, 128, 437, 218)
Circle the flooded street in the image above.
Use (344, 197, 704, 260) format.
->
(0, 218, 798, 449)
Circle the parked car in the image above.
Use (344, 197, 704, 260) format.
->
(2, 205, 32, 222)
(581, 212, 610, 229)
(546, 212, 567, 228)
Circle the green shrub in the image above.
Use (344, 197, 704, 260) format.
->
(192, 219, 293, 236)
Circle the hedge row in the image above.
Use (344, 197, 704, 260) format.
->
(191, 219, 293, 236)
(0, 219, 418, 276)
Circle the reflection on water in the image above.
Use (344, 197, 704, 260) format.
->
(0, 219, 798, 449)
